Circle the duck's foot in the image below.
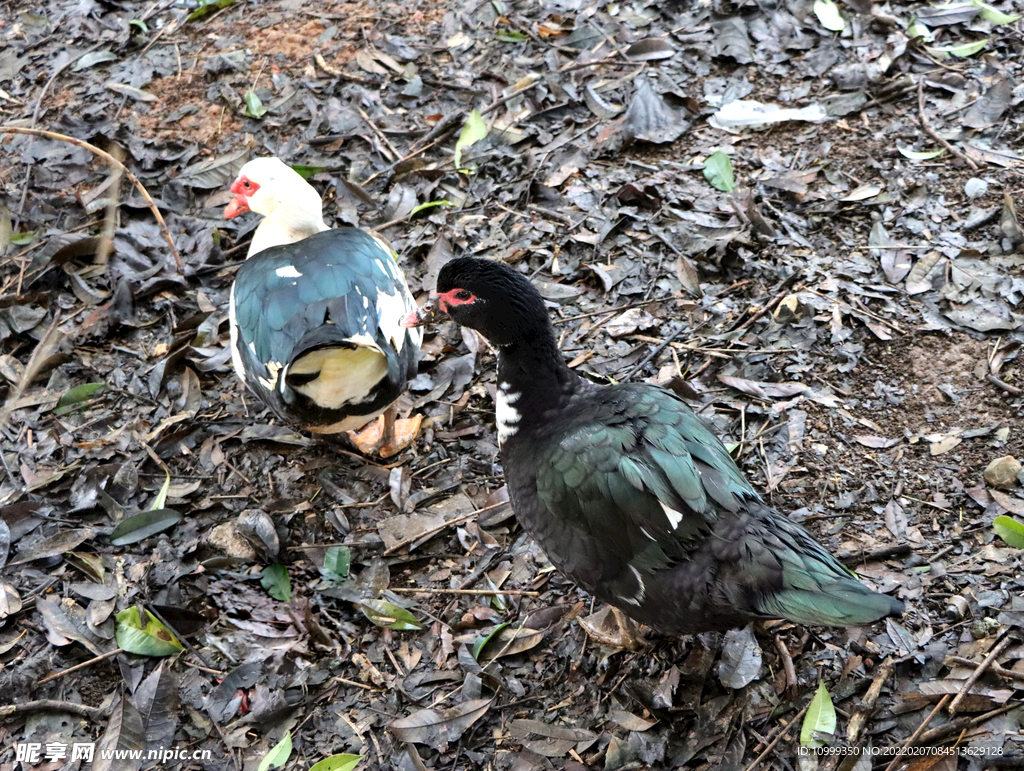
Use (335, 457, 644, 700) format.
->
(379, 414, 422, 458)
(578, 605, 646, 651)
(348, 408, 422, 458)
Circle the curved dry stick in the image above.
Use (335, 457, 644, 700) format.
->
(0, 125, 183, 272)
(14, 42, 104, 227)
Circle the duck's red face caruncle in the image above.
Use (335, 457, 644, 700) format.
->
(224, 175, 260, 218)
(401, 288, 478, 328)
(435, 288, 477, 313)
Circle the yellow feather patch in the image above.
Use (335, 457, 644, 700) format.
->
(288, 346, 388, 410)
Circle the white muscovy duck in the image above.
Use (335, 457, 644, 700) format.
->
(223, 157, 422, 456)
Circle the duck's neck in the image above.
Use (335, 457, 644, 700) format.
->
(248, 209, 329, 258)
(494, 320, 580, 431)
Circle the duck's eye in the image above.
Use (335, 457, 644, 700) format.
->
(242, 180, 252, 189)
(454, 290, 473, 302)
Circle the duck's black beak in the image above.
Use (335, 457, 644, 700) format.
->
(401, 299, 442, 328)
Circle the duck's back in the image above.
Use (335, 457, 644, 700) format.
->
(230, 227, 420, 432)
(501, 382, 903, 634)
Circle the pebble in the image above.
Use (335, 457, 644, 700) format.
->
(983, 455, 1021, 489)
(208, 521, 257, 559)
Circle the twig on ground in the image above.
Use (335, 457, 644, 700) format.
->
(987, 374, 1022, 396)
(13, 42, 103, 227)
(917, 702, 1019, 745)
(356, 105, 400, 162)
(946, 655, 1024, 684)
(847, 657, 897, 743)
(774, 635, 799, 696)
(0, 699, 110, 722)
(883, 694, 951, 771)
(38, 648, 123, 685)
(743, 703, 809, 771)
(839, 543, 912, 565)
(729, 281, 802, 335)
(917, 77, 978, 171)
(948, 635, 1013, 715)
(623, 323, 689, 380)
(381, 499, 509, 556)
(0, 126, 183, 272)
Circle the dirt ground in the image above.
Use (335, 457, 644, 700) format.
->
(1, 0, 1023, 769)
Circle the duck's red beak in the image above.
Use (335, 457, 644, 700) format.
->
(223, 194, 249, 218)
(401, 300, 442, 328)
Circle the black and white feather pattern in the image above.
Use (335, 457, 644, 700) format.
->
(229, 227, 421, 432)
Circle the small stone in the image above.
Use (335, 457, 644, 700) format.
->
(969, 617, 1000, 640)
(208, 522, 257, 559)
(983, 455, 1021, 489)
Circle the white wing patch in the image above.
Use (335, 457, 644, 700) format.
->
(258, 360, 282, 391)
(375, 287, 413, 352)
(275, 265, 303, 278)
(345, 332, 384, 353)
(496, 387, 521, 446)
(624, 566, 646, 607)
(661, 502, 684, 530)
(228, 289, 247, 385)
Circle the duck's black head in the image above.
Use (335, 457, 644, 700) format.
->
(404, 258, 551, 347)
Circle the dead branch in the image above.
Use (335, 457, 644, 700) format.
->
(0, 126, 183, 272)
(916, 77, 979, 171)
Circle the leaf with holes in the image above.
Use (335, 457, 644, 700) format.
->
(115, 607, 183, 657)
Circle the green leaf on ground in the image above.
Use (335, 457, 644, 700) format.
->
(309, 754, 363, 771)
(321, 546, 351, 582)
(244, 89, 267, 118)
(800, 680, 837, 748)
(115, 607, 183, 656)
(454, 109, 487, 169)
(813, 0, 845, 31)
(703, 151, 735, 192)
(109, 509, 182, 546)
(360, 599, 422, 630)
(993, 515, 1024, 548)
(54, 382, 106, 414)
(261, 564, 292, 601)
(258, 734, 292, 771)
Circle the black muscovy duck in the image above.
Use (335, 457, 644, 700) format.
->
(403, 257, 904, 636)
(223, 158, 421, 455)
